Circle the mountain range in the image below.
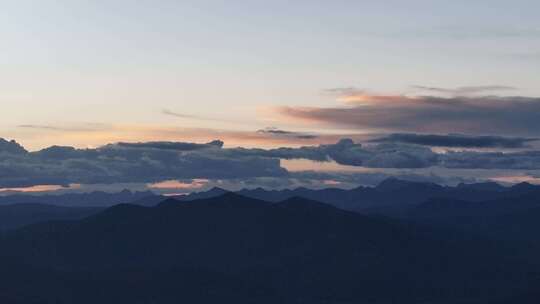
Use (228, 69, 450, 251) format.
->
(2, 178, 540, 231)
(1, 179, 540, 302)
(1, 192, 537, 303)
(3, 179, 538, 213)
(0, 189, 155, 207)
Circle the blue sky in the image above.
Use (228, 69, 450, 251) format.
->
(1, 0, 539, 149)
(1, 1, 540, 193)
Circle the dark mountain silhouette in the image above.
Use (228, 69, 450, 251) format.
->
(456, 181, 506, 192)
(508, 181, 539, 195)
(0, 203, 102, 230)
(176, 186, 229, 201)
(127, 194, 168, 207)
(492, 290, 540, 304)
(396, 192, 540, 262)
(2, 178, 538, 213)
(0, 189, 156, 207)
(408, 193, 540, 220)
(374, 177, 442, 192)
(0, 193, 536, 303)
(175, 178, 540, 213)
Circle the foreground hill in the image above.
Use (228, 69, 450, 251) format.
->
(0, 203, 102, 230)
(0, 193, 536, 303)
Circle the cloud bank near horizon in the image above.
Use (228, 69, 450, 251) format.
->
(2, 136, 540, 189)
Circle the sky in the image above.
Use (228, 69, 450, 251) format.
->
(1, 1, 539, 194)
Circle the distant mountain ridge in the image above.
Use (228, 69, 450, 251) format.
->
(2, 179, 538, 212)
(176, 178, 540, 213)
(5, 179, 540, 259)
(0, 189, 156, 207)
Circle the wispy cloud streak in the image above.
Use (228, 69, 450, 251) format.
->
(412, 85, 517, 95)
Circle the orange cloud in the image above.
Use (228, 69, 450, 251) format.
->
(148, 179, 209, 190)
(490, 175, 540, 185)
(339, 94, 416, 105)
(0, 184, 81, 194)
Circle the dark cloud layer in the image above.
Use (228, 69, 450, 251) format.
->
(2, 137, 540, 188)
(280, 95, 540, 136)
(441, 150, 540, 170)
(370, 133, 537, 148)
(229, 139, 540, 170)
(0, 139, 286, 188)
(263, 139, 439, 168)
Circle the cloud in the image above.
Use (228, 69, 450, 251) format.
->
(226, 139, 438, 168)
(0, 138, 27, 154)
(162, 109, 235, 124)
(256, 127, 318, 140)
(440, 150, 540, 170)
(322, 87, 365, 96)
(2, 137, 540, 188)
(161, 109, 202, 120)
(12, 122, 371, 152)
(370, 133, 537, 148)
(147, 179, 209, 190)
(279, 95, 540, 136)
(19, 125, 69, 131)
(18, 123, 110, 132)
(235, 139, 540, 170)
(326, 85, 518, 99)
(412, 85, 517, 95)
(322, 87, 406, 104)
(0, 138, 288, 188)
(322, 139, 438, 168)
(114, 140, 224, 151)
(0, 184, 74, 195)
